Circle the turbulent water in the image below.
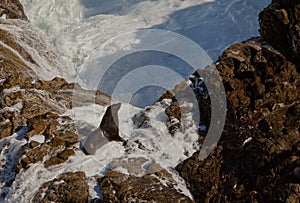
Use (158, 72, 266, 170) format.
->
(20, 0, 269, 107)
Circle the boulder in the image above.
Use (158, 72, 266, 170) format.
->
(259, 0, 300, 70)
(176, 39, 300, 202)
(99, 170, 193, 202)
(33, 172, 89, 203)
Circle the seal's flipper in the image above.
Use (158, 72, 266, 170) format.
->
(81, 103, 123, 155)
(81, 127, 109, 155)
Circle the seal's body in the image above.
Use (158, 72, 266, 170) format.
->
(81, 103, 123, 155)
(100, 103, 124, 142)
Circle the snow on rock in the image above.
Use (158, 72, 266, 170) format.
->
(0, 19, 66, 80)
(259, 0, 300, 69)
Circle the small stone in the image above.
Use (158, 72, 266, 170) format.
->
(0, 120, 12, 138)
(29, 141, 40, 148)
(57, 149, 75, 160)
(44, 157, 64, 168)
(293, 167, 300, 179)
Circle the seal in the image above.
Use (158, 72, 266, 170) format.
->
(100, 102, 124, 142)
(81, 103, 124, 155)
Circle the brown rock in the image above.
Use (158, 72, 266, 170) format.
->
(165, 101, 181, 120)
(29, 141, 40, 148)
(100, 170, 192, 202)
(43, 121, 59, 141)
(55, 131, 79, 147)
(0, 0, 28, 20)
(0, 29, 36, 66)
(165, 101, 182, 135)
(57, 149, 75, 160)
(44, 148, 75, 168)
(176, 39, 300, 202)
(16, 144, 51, 172)
(44, 157, 65, 168)
(158, 90, 175, 101)
(259, 0, 300, 70)
(26, 118, 47, 138)
(33, 172, 89, 203)
(22, 99, 49, 119)
(0, 119, 12, 138)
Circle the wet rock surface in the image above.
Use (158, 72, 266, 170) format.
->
(0, 0, 28, 20)
(177, 38, 300, 202)
(33, 171, 89, 203)
(0, 2, 111, 200)
(259, 0, 300, 70)
(99, 170, 192, 202)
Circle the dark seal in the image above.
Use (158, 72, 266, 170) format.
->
(100, 102, 124, 142)
(81, 103, 124, 155)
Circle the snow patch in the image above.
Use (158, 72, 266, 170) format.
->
(0, 14, 7, 20)
(29, 135, 45, 144)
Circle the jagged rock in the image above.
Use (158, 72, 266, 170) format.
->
(176, 39, 300, 202)
(44, 148, 75, 168)
(29, 140, 40, 148)
(0, 0, 28, 20)
(17, 128, 78, 171)
(259, 0, 300, 70)
(0, 40, 37, 90)
(33, 172, 89, 203)
(165, 101, 181, 135)
(99, 170, 192, 202)
(26, 117, 48, 138)
(16, 144, 50, 172)
(0, 119, 12, 138)
(159, 89, 176, 100)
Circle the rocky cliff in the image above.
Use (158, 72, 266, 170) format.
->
(0, 0, 299, 202)
(0, 0, 110, 201)
(176, 1, 300, 202)
(177, 38, 300, 202)
(259, 0, 300, 71)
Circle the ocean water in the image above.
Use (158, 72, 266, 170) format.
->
(20, 0, 269, 107)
